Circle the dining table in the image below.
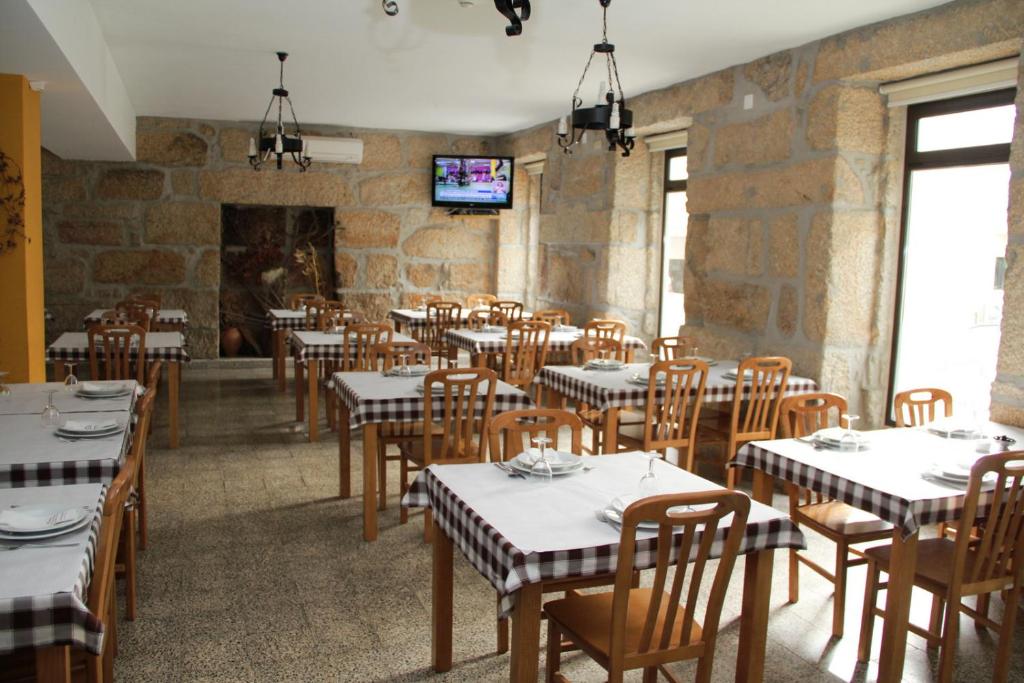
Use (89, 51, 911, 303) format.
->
(535, 359, 819, 453)
(266, 308, 354, 392)
(46, 331, 188, 448)
(444, 326, 649, 367)
(0, 483, 108, 682)
(402, 451, 806, 682)
(733, 421, 1024, 683)
(332, 370, 535, 541)
(82, 308, 188, 331)
(388, 307, 534, 336)
(290, 329, 416, 442)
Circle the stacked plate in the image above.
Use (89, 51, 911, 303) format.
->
(600, 495, 716, 529)
(689, 356, 718, 366)
(509, 450, 583, 476)
(56, 419, 124, 440)
(76, 382, 132, 400)
(810, 427, 870, 451)
(385, 365, 430, 377)
(480, 325, 505, 334)
(927, 419, 983, 440)
(924, 463, 995, 487)
(553, 325, 579, 334)
(627, 371, 666, 387)
(721, 369, 753, 382)
(585, 358, 625, 371)
(415, 383, 446, 395)
(0, 504, 90, 541)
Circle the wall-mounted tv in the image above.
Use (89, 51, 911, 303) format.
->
(432, 155, 514, 210)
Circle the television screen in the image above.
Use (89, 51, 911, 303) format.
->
(432, 155, 514, 209)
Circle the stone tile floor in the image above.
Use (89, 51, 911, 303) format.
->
(115, 363, 1024, 682)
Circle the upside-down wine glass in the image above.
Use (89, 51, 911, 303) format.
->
(839, 414, 860, 452)
(63, 362, 79, 392)
(41, 390, 62, 427)
(530, 436, 553, 483)
(638, 451, 660, 497)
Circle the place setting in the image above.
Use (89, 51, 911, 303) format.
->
(596, 452, 716, 530)
(795, 415, 871, 452)
(495, 436, 587, 480)
(0, 503, 92, 547)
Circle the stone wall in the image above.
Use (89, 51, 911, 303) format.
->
(41, 118, 499, 357)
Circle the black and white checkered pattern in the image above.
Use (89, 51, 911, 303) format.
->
(267, 310, 314, 331)
(0, 459, 122, 488)
(0, 487, 107, 655)
(445, 330, 649, 356)
(404, 466, 804, 615)
(83, 310, 188, 326)
(46, 333, 191, 365)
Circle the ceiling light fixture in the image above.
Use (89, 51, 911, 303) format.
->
(248, 52, 312, 172)
(556, 0, 636, 157)
(380, 0, 530, 36)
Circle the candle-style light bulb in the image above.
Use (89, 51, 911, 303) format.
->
(275, 133, 283, 154)
(596, 81, 607, 105)
(302, 139, 309, 158)
(609, 102, 620, 130)
(625, 127, 637, 139)
(248, 137, 257, 158)
(557, 116, 568, 136)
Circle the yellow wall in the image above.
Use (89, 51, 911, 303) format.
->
(0, 74, 45, 382)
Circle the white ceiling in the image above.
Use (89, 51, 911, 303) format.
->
(87, 0, 953, 136)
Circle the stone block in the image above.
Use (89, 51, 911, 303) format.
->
(767, 213, 800, 278)
(497, 246, 526, 295)
(199, 169, 355, 207)
(821, 210, 881, 345)
(613, 144, 650, 210)
(136, 130, 208, 166)
(57, 221, 123, 246)
(605, 247, 648, 310)
(358, 173, 423, 206)
(334, 253, 358, 288)
(198, 123, 215, 138)
(714, 109, 794, 167)
(743, 51, 792, 102)
(159, 289, 218, 328)
(365, 254, 398, 289)
(777, 284, 798, 337)
(1009, 177, 1024, 238)
(685, 122, 710, 174)
(44, 257, 86, 294)
(96, 169, 165, 201)
(42, 176, 86, 202)
(807, 85, 886, 154)
(335, 210, 401, 248)
(632, 69, 734, 124)
(996, 244, 1024, 374)
(195, 249, 220, 287)
(609, 211, 639, 244)
(699, 280, 772, 334)
(41, 148, 78, 177)
(61, 203, 140, 221)
(539, 208, 609, 244)
(406, 263, 440, 288)
(340, 292, 394, 322)
(171, 170, 197, 196)
(359, 134, 402, 171)
(543, 249, 587, 306)
(560, 153, 609, 201)
(405, 134, 450, 168)
(93, 250, 186, 285)
(145, 202, 220, 245)
(704, 216, 764, 276)
(218, 128, 252, 163)
(402, 225, 490, 260)
(136, 116, 189, 131)
(447, 262, 491, 292)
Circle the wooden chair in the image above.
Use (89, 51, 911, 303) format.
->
(317, 300, 346, 330)
(466, 308, 507, 331)
(375, 341, 432, 510)
(138, 361, 162, 550)
(583, 319, 628, 345)
(118, 383, 156, 621)
(343, 323, 392, 371)
(652, 335, 697, 361)
(779, 392, 893, 638)
(288, 292, 324, 310)
(569, 337, 625, 454)
(701, 356, 791, 489)
(544, 490, 751, 683)
(101, 306, 150, 332)
(893, 387, 953, 427)
(500, 320, 551, 400)
(466, 293, 497, 309)
(116, 300, 156, 329)
(87, 324, 147, 384)
(858, 451, 1024, 682)
(491, 300, 524, 322)
(533, 309, 572, 326)
(424, 301, 462, 369)
(398, 367, 497, 540)
(615, 359, 709, 471)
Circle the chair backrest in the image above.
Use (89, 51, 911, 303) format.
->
(570, 337, 623, 365)
(466, 309, 508, 331)
(317, 300, 346, 331)
(145, 360, 163, 402)
(466, 293, 497, 309)
(425, 302, 463, 349)
(652, 335, 696, 361)
(954, 451, 1024, 592)
(610, 491, 750, 669)
(893, 387, 953, 427)
(583, 319, 627, 344)
(778, 392, 848, 438)
(117, 299, 156, 325)
(641, 359, 708, 469)
(422, 367, 498, 464)
(378, 341, 432, 371)
(127, 293, 162, 309)
(533, 309, 571, 326)
(502, 320, 551, 387)
(107, 305, 151, 332)
(87, 447, 138, 623)
(132, 382, 157, 475)
(344, 323, 392, 371)
(491, 300, 524, 322)
(289, 293, 324, 310)
(88, 324, 147, 384)
(485, 408, 582, 462)
(729, 356, 792, 447)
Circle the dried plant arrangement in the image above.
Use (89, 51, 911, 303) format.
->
(0, 149, 27, 254)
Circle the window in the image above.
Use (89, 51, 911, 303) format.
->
(658, 148, 688, 337)
(887, 89, 1015, 422)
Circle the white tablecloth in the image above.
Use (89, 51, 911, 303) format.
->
(0, 381, 137, 416)
(0, 413, 130, 487)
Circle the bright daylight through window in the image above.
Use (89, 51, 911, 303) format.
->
(659, 149, 688, 337)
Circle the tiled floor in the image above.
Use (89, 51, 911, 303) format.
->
(115, 362, 1024, 682)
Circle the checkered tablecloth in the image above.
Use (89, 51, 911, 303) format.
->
(445, 329, 649, 356)
(46, 332, 191, 365)
(403, 452, 804, 615)
(0, 484, 107, 655)
(267, 309, 354, 332)
(536, 360, 818, 411)
(83, 308, 188, 327)
(332, 371, 534, 428)
(387, 308, 477, 332)
(291, 330, 416, 364)
(734, 424, 1024, 539)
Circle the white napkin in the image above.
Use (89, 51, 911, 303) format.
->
(61, 419, 118, 433)
(0, 506, 82, 532)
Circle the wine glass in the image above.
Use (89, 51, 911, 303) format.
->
(63, 362, 79, 392)
(398, 353, 411, 377)
(839, 414, 860, 452)
(530, 436, 553, 483)
(638, 451, 660, 497)
(0, 371, 10, 397)
(687, 345, 700, 359)
(41, 390, 62, 427)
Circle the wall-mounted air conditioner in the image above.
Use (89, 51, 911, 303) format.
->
(303, 136, 364, 164)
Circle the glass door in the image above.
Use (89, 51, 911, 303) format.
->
(659, 149, 688, 336)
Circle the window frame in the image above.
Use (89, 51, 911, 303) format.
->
(657, 147, 688, 337)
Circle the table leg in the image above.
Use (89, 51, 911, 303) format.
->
(35, 645, 71, 683)
(474, 352, 491, 369)
(272, 330, 279, 381)
(307, 359, 319, 443)
(338, 404, 351, 498)
(53, 362, 67, 382)
(877, 529, 919, 682)
(751, 470, 774, 504)
(509, 582, 543, 683)
(432, 520, 454, 672)
(602, 407, 620, 454)
(295, 357, 305, 423)
(545, 387, 565, 410)
(275, 330, 287, 392)
(363, 424, 379, 542)
(168, 362, 180, 449)
(736, 548, 774, 682)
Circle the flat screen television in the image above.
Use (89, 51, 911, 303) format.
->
(432, 155, 514, 210)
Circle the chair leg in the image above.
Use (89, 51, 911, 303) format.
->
(857, 562, 879, 662)
(832, 542, 847, 638)
(377, 442, 387, 511)
(496, 593, 509, 654)
(994, 585, 1021, 683)
(545, 619, 562, 683)
(399, 457, 409, 525)
(138, 463, 148, 551)
(642, 666, 658, 683)
(975, 593, 991, 630)
(928, 594, 946, 648)
(937, 591, 960, 683)
(125, 509, 138, 621)
(726, 466, 738, 490)
(788, 548, 799, 604)
(423, 508, 433, 544)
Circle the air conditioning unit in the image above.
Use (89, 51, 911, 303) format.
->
(303, 136, 364, 165)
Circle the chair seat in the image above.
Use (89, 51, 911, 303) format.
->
(399, 437, 481, 467)
(795, 500, 893, 537)
(865, 538, 988, 595)
(544, 587, 703, 664)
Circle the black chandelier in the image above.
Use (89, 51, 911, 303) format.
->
(248, 52, 312, 172)
(381, 1, 531, 36)
(556, 0, 636, 157)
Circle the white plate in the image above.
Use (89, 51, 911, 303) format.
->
(585, 359, 625, 371)
(509, 453, 584, 476)
(415, 384, 446, 394)
(0, 514, 91, 541)
(385, 365, 430, 377)
(721, 370, 753, 382)
(56, 425, 124, 439)
(512, 450, 581, 471)
(812, 427, 870, 446)
(481, 326, 505, 334)
(0, 504, 86, 534)
(927, 426, 983, 440)
(76, 382, 131, 397)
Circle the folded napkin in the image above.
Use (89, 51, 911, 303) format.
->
(0, 506, 82, 533)
(61, 419, 118, 433)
